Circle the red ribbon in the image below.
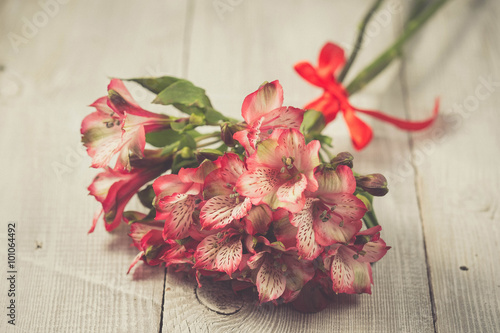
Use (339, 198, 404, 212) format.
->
(295, 42, 439, 150)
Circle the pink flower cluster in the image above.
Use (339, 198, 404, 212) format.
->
(82, 79, 172, 232)
(83, 79, 389, 306)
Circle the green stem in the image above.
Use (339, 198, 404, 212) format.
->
(194, 132, 220, 142)
(337, 0, 386, 83)
(362, 209, 379, 229)
(197, 139, 221, 148)
(408, 0, 432, 21)
(320, 146, 335, 161)
(345, 0, 449, 95)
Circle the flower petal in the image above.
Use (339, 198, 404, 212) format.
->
(219, 153, 247, 184)
(357, 237, 390, 263)
(260, 106, 304, 135)
(316, 165, 356, 196)
(153, 174, 199, 199)
(215, 237, 243, 276)
(323, 193, 367, 221)
(81, 110, 123, 168)
(200, 195, 239, 230)
(233, 129, 254, 155)
(242, 80, 283, 124)
(162, 195, 196, 239)
(256, 258, 287, 303)
(330, 247, 372, 294)
(276, 173, 307, 205)
(291, 199, 323, 260)
(273, 211, 298, 250)
(242, 204, 272, 235)
(232, 199, 251, 222)
(194, 234, 220, 271)
(314, 217, 362, 246)
(236, 168, 281, 202)
(282, 254, 315, 292)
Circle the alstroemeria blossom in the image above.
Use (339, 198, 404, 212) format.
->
(83, 76, 391, 310)
(193, 228, 244, 276)
(81, 79, 171, 170)
(247, 246, 315, 303)
(233, 81, 304, 155)
(237, 128, 320, 213)
(153, 160, 219, 240)
(200, 153, 252, 230)
(324, 226, 390, 294)
(88, 151, 169, 232)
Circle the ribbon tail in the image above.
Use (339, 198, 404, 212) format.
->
(354, 98, 440, 131)
(343, 108, 373, 150)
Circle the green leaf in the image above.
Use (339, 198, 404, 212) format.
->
(145, 129, 183, 147)
(173, 103, 206, 116)
(310, 133, 333, 147)
(172, 155, 198, 174)
(189, 112, 206, 126)
(137, 185, 155, 209)
(187, 129, 202, 138)
(205, 107, 229, 125)
(195, 148, 224, 162)
(128, 76, 182, 94)
(122, 211, 147, 224)
(171, 119, 190, 132)
(178, 134, 197, 150)
(153, 80, 212, 113)
(215, 143, 228, 152)
(161, 141, 180, 155)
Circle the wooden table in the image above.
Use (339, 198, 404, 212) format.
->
(1, 0, 499, 332)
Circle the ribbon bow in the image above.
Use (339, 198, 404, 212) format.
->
(294, 42, 439, 150)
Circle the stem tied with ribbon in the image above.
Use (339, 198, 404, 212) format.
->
(294, 0, 449, 150)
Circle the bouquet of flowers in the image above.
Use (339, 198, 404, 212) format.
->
(81, 0, 447, 312)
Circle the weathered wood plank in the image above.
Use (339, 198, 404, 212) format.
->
(162, 1, 435, 332)
(0, 1, 189, 332)
(402, 0, 500, 332)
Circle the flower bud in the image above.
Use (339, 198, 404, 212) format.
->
(189, 113, 206, 126)
(220, 122, 246, 147)
(356, 173, 388, 196)
(179, 146, 194, 159)
(330, 152, 353, 169)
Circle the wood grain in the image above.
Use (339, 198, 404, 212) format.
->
(402, 0, 500, 332)
(0, 0, 499, 332)
(0, 1, 189, 332)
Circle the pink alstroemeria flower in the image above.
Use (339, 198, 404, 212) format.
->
(200, 153, 252, 230)
(128, 220, 197, 273)
(247, 245, 315, 303)
(286, 165, 367, 260)
(88, 151, 170, 232)
(193, 228, 244, 277)
(153, 160, 219, 240)
(236, 128, 320, 213)
(128, 220, 168, 273)
(323, 226, 390, 294)
(81, 79, 171, 171)
(233, 81, 304, 155)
